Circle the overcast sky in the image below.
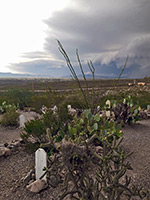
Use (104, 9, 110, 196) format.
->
(0, 0, 150, 78)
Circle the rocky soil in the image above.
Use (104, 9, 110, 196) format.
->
(0, 126, 20, 144)
(0, 119, 150, 199)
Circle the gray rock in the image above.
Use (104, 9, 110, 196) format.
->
(13, 141, 21, 147)
(0, 147, 11, 157)
(26, 179, 48, 193)
(49, 175, 62, 188)
(0, 144, 4, 147)
(23, 169, 35, 185)
(9, 140, 22, 150)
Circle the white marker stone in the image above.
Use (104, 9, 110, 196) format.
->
(106, 100, 111, 117)
(97, 106, 101, 112)
(147, 105, 150, 110)
(35, 148, 47, 181)
(67, 105, 71, 111)
(19, 114, 26, 128)
(51, 105, 58, 113)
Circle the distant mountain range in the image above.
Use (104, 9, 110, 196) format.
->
(0, 72, 53, 78)
(0, 72, 127, 79)
(0, 72, 32, 78)
(63, 73, 127, 79)
(77, 74, 120, 79)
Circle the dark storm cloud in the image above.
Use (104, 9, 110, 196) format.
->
(107, 35, 150, 78)
(43, 0, 150, 78)
(44, 0, 150, 57)
(8, 0, 150, 78)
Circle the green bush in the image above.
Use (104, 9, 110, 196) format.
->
(6, 88, 32, 110)
(31, 95, 49, 113)
(31, 89, 65, 113)
(0, 101, 18, 114)
(0, 107, 19, 127)
(132, 91, 150, 109)
(22, 104, 73, 149)
(23, 119, 46, 143)
(63, 95, 87, 109)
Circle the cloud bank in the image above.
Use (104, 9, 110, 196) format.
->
(8, 0, 150, 78)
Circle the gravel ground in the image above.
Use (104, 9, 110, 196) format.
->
(122, 120, 150, 190)
(0, 126, 21, 144)
(0, 119, 150, 199)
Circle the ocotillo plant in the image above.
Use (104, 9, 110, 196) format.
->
(57, 40, 96, 113)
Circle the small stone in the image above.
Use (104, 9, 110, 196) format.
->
(49, 175, 62, 188)
(18, 147, 24, 151)
(28, 136, 38, 144)
(13, 141, 21, 147)
(0, 147, 11, 157)
(0, 144, 4, 147)
(26, 179, 48, 193)
(23, 169, 35, 185)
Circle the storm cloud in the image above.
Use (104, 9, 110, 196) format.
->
(8, 0, 150, 78)
(98, 35, 150, 77)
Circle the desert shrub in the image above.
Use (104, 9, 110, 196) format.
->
(0, 95, 8, 106)
(65, 109, 123, 144)
(57, 103, 73, 122)
(63, 95, 87, 109)
(111, 96, 140, 124)
(101, 89, 150, 110)
(21, 119, 46, 152)
(132, 91, 150, 109)
(42, 110, 66, 142)
(0, 101, 18, 114)
(23, 119, 46, 143)
(42, 104, 72, 143)
(22, 104, 73, 150)
(31, 89, 65, 113)
(31, 94, 49, 113)
(0, 107, 19, 127)
(6, 88, 32, 110)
